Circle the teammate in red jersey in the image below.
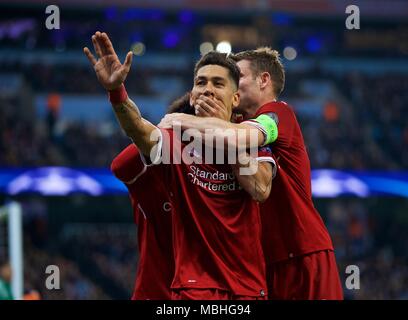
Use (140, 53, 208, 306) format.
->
(233, 49, 342, 299)
(161, 48, 343, 300)
(111, 93, 193, 300)
(84, 32, 276, 300)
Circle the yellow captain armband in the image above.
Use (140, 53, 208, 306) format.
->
(252, 114, 278, 145)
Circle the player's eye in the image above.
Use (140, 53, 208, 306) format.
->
(214, 82, 224, 88)
(196, 80, 205, 86)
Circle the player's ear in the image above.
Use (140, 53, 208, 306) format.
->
(232, 90, 240, 108)
(259, 72, 271, 90)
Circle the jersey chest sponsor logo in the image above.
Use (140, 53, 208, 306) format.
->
(187, 165, 242, 192)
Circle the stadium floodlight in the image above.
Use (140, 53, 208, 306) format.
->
(131, 42, 146, 56)
(283, 46, 297, 60)
(216, 41, 232, 54)
(200, 42, 214, 55)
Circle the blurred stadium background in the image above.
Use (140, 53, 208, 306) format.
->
(0, 0, 408, 299)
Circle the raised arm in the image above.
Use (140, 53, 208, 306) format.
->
(110, 94, 158, 157)
(84, 31, 158, 157)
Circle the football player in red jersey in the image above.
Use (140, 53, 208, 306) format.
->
(84, 32, 276, 300)
(160, 48, 344, 300)
(111, 93, 193, 300)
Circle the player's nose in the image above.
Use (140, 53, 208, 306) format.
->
(203, 89, 215, 98)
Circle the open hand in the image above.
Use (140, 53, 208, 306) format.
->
(84, 31, 133, 91)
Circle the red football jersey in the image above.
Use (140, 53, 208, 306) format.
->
(111, 144, 174, 300)
(249, 101, 334, 265)
(150, 128, 274, 297)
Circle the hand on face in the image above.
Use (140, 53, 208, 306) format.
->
(193, 95, 230, 121)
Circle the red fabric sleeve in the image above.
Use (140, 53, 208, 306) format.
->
(111, 144, 145, 183)
(255, 144, 278, 178)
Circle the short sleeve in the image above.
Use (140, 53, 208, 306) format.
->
(255, 144, 278, 179)
(111, 144, 147, 184)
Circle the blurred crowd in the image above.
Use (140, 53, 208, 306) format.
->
(0, 95, 129, 167)
(23, 241, 109, 300)
(60, 224, 137, 299)
(325, 199, 408, 299)
(342, 250, 408, 299)
(299, 71, 408, 170)
(0, 61, 175, 95)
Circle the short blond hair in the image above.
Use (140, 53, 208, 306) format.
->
(232, 47, 285, 97)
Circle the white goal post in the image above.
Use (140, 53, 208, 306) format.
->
(0, 201, 23, 300)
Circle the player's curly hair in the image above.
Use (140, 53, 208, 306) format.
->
(232, 47, 285, 98)
(194, 51, 240, 89)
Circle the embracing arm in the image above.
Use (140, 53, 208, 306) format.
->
(231, 155, 273, 203)
(159, 94, 278, 150)
(160, 113, 265, 150)
(158, 94, 277, 149)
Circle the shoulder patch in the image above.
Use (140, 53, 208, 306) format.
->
(264, 112, 279, 125)
(260, 145, 272, 152)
